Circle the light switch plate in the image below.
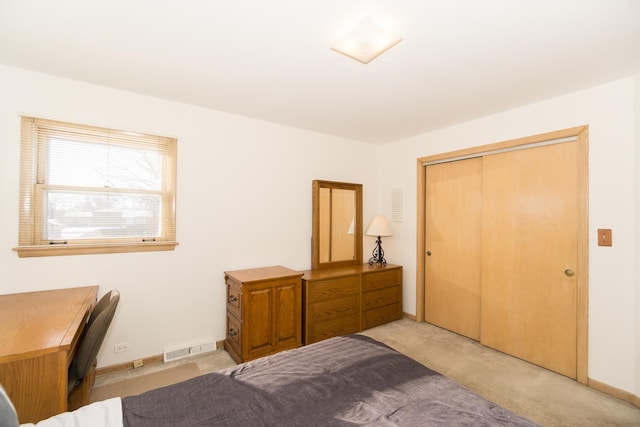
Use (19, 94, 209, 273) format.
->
(597, 229, 612, 247)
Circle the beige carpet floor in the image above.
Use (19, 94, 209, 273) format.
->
(90, 362, 201, 403)
(361, 319, 640, 427)
(92, 319, 640, 426)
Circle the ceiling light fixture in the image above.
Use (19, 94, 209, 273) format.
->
(330, 17, 402, 64)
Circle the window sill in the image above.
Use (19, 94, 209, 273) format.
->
(13, 241, 179, 258)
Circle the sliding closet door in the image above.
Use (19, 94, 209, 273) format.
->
(425, 158, 482, 340)
(480, 141, 578, 378)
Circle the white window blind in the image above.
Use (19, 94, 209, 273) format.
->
(16, 117, 178, 257)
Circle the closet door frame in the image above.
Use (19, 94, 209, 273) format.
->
(415, 125, 589, 384)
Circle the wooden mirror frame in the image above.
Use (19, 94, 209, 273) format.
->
(311, 180, 363, 270)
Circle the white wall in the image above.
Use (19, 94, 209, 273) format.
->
(1, 64, 638, 397)
(0, 65, 378, 367)
(377, 75, 640, 396)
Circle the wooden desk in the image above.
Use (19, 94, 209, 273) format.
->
(0, 286, 98, 423)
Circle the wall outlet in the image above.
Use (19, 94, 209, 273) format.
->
(133, 359, 144, 369)
(114, 342, 130, 353)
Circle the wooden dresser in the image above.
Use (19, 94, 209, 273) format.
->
(224, 266, 303, 363)
(301, 264, 402, 345)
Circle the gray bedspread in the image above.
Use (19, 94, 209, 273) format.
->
(122, 335, 539, 426)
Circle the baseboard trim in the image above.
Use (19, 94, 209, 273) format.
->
(96, 339, 226, 377)
(588, 377, 640, 408)
(95, 354, 164, 376)
(403, 312, 417, 321)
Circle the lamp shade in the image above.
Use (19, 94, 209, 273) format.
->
(366, 215, 393, 237)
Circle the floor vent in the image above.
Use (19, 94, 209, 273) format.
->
(163, 340, 217, 363)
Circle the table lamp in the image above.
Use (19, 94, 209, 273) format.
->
(366, 215, 392, 266)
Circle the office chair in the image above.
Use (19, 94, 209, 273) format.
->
(88, 289, 118, 327)
(0, 383, 19, 427)
(68, 289, 120, 409)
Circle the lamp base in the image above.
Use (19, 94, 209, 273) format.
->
(368, 236, 387, 266)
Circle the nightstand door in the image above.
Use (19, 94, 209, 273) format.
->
(274, 279, 301, 345)
(245, 285, 273, 356)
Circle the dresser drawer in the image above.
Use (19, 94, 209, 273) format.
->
(226, 281, 242, 318)
(306, 312, 360, 344)
(306, 275, 360, 303)
(225, 313, 242, 356)
(363, 285, 401, 311)
(307, 293, 360, 323)
(362, 302, 402, 330)
(362, 268, 401, 292)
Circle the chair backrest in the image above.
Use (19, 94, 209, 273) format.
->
(0, 383, 19, 427)
(88, 289, 119, 327)
(68, 290, 120, 392)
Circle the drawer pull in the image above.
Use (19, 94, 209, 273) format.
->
(228, 295, 238, 303)
(228, 328, 238, 337)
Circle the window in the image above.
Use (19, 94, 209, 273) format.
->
(15, 117, 178, 257)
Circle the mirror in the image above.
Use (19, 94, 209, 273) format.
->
(312, 180, 363, 269)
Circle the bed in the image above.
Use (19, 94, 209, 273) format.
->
(13, 334, 539, 426)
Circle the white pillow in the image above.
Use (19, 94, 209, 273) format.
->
(19, 398, 123, 427)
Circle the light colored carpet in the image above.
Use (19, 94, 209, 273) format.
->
(90, 362, 201, 402)
(361, 319, 640, 427)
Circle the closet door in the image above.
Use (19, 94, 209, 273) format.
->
(425, 157, 482, 340)
(480, 142, 578, 378)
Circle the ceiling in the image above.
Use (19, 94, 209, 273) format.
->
(1, 1, 639, 144)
